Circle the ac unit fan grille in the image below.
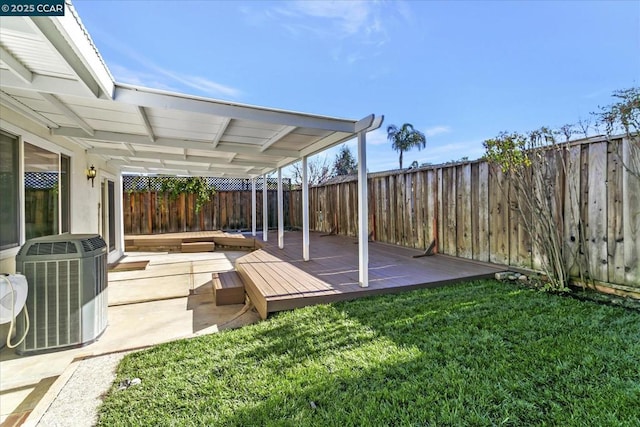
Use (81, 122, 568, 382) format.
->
(22, 242, 78, 256)
(82, 237, 106, 252)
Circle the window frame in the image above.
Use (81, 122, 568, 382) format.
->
(0, 129, 21, 250)
(0, 122, 74, 261)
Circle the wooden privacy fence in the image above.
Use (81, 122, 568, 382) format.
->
(123, 190, 296, 235)
(293, 136, 639, 290)
(122, 136, 638, 290)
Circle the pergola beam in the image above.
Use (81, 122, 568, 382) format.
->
(212, 117, 231, 148)
(125, 143, 136, 156)
(137, 106, 156, 142)
(31, 17, 103, 98)
(0, 91, 59, 128)
(261, 125, 296, 152)
(109, 159, 263, 175)
(113, 165, 260, 178)
(0, 70, 96, 98)
(87, 147, 278, 168)
(0, 45, 33, 84)
(40, 92, 94, 136)
(114, 84, 357, 132)
(52, 127, 300, 158)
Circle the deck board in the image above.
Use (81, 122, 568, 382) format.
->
(237, 231, 507, 319)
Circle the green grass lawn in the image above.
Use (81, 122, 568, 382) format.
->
(98, 280, 639, 426)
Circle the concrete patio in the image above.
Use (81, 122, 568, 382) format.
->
(0, 250, 260, 426)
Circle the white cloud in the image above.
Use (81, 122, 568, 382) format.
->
(290, 1, 380, 37)
(424, 125, 451, 137)
(426, 141, 487, 164)
(96, 30, 241, 99)
(365, 128, 389, 146)
(165, 73, 241, 99)
(268, 0, 393, 60)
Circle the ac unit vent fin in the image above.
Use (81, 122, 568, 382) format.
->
(25, 242, 78, 256)
(82, 237, 107, 252)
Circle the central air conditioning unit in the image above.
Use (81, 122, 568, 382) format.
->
(15, 234, 108, 355)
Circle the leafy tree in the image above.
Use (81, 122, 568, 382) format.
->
(386, 123, 427, 169)
(333, 145, 357, 176)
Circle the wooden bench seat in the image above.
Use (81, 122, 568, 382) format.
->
(213, 271, 245, 305)
(212, 236, 259, 249)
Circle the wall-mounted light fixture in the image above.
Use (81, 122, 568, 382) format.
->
(86, 165, 97, 187)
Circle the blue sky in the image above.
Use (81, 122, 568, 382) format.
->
(73, 0, 639, 173)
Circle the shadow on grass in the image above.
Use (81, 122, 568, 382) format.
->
(215, 281, 640, 426)
(98, 280, 640, 426)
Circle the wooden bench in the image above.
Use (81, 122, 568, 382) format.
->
(235, 249, 337, 319)
(181, 242, 215, 253)
(212, 271, 245, 305)
(212, 236, 258, 250)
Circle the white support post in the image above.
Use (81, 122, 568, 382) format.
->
(277, 167, 284, 249)
(302, 156, 310, 261)
(251, 178, 256, 237)
(263, 174, 268, 241)
(357, 131, 369, 287)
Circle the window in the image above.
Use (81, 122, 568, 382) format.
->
(24, 142, 59, 240)
(0, 131, 19, 249)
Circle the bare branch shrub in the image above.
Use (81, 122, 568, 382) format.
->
(484, 128, 590, 291)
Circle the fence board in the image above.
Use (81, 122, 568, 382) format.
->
(406, 173, 415, 248)
(457, 164, 472, 258)
(396, 174, 405, 246)
(444, 167, 457, 255)
(381, 177, 389, 242)
(607, 140, 625, 284)
(580, 143, 591, 279)
(488, 164, 509, 265)
(564, 145, 582, 278)
(437, 169, 444, 253)
(415, 172, 425, 249)
(475, 162, 490, 262)
(427, 170, 438, 251)
(623, 138, 640, 286)
(587, 141, 608, 282)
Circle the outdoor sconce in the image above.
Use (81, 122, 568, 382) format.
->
(86, 165, 97, 187)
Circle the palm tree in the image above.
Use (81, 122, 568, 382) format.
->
(386, 123, 426, 169)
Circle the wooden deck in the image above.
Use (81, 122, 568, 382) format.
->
(236, 231, 507, 319)
(124, 231, 262, 252)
